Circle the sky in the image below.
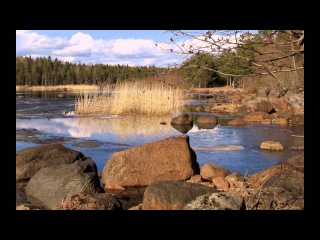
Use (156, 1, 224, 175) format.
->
(16, 30, 257, 67)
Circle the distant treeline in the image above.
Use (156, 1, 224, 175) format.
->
(16, 56, 164, 86)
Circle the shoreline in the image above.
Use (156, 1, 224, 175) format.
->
(16, 84, 101, 91)
(16, 84, 244, 92)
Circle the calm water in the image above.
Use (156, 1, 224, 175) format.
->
(16, 91, 304, 176)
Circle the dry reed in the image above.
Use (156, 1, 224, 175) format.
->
(75, 81, 185, 116)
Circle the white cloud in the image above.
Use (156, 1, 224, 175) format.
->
(16, 31, 184, 67)
(16, 30, 28, 35)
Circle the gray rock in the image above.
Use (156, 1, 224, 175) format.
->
(16, 144, 84, 181)
(183, 192, 245, 210)
(26, 157, 103, 210)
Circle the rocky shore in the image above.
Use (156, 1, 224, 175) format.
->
(16, 140, 304, 210)
(16, 87, 304, 210)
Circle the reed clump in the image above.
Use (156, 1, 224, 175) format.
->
(75, 81, 185, 116)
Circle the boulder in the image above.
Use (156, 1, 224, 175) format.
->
(171, 123, 192, 134)
(243, 111, 268, 123)
(25, 157, 103, 210)
(237, 105, 249, 117)
(170, 114, 193, 125)
(257, 87, 271, 97)
(274, 118, 288, 125)
(142, 181, 217, 210)
(245, 153, 304, 210)
(225, 172, 244, 188)
(212, 176, 229, 190)
(56, 192, 122, 210)
(268, 97, 288, 112)
(187, 174, 202, 183)
(227, 117, 247, 126)
(247, 153, 304, 188)
(246, 98, 274, 113)
(260, 119, 271, 125)
(102, 135, 199, 187)
(16, 144, 84, 181)
(260, 141, 284, 151)
(201, 163, 231, 182)
(183, 192, 244, 210)
(196, 115, 218, 124)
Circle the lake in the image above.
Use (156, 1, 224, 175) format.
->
(16, 90, 304, 176)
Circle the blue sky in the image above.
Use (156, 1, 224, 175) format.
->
(16, 30, 257, 67)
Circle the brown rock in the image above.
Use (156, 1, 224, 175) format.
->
(268, 97, 288, 111)
(246, 98, 273, 113)
(243, 111, 268, 123)
(104, 183, 126, 191)
(16, 144, 84, 181)
(275, 118, 288, 125)
(212, 176, 229, 190)
(201, 163, 231, 182)
(56, 192, 122, 210)
(245, 154, 304, 210)
(171, 114, 193, 125)
(247, 153, 304, 188)
(260, 119, 271, 125)
(260, 141, 284, 151)
(227, 117, 247, 126)
(196, 115, 218, 124)
(142, 180, 217, 210)
(102, 135, 199, 187)
(187, 174, 202, 183)
(225, 172, 244, 188)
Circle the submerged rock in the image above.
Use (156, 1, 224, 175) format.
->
(260, 141, 284, 151)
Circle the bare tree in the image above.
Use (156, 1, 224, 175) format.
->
(156, 30, 304, 97)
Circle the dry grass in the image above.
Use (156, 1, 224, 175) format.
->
(75, 81, 185, 116)
(16, 84, 100, 91)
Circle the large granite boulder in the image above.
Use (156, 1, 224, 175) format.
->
(142, 180, 217, 210)
(245, 153, 304, 210)
(16, 144, 84, 181)
(102, 135, 199, 187)
(201, 163, 231, 182)
(25, 157, 103, 210)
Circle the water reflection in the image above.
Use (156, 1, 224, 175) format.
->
(16, 115, 178, 144)
(171, 123, 193, 134)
